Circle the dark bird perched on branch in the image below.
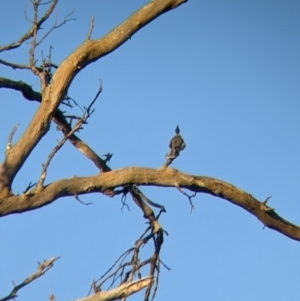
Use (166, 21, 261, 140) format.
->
(167, 125, 186, 159)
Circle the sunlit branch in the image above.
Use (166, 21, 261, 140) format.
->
(6, 123, 19, 152)
(37, 84, 102, 188)
(0, 167, 299, 242)
(0, 0, 58, 53)
(0, 257, 59, 301)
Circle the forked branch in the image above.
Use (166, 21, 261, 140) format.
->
(37, 82, 102, 188)
(36, 10, 75, 47)
(1, 167, 300, 241)
(2, 0, 187, 188)
(0, 257, 59, 301)
(0, 0, 58, 53)
(90, 224, 165, 301)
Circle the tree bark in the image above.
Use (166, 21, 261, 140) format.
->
(1, 167, 299, 241)
(2, 0, 188, 186)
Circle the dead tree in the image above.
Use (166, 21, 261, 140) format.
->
(0, 1, 299, 301)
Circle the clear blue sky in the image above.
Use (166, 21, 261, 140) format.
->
(1, 1, 300, 300)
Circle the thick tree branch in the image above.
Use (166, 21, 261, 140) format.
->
(50, 0, 188, 107)
(0, 77, 42, 101)
(1, 0, 187, 187)
(0, 78, 108, 190)
(0, 79, 297, 241)
(76, 277, 153, 301)
(0, 167, 299, 241)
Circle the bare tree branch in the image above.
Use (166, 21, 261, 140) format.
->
(49, 294, 56, 301)
(0, 257, 59, 301)
(36, 10, 75, 47)
(93, 223, 164, 301)
(175, 185, 196, 213)
(29, 0, 43, 77)
(2, 0, 187, 189)
(76, 277, 154, 301)
(0, 2, 298, 301)
(0, 78, 298, 242)
(0, 0, 58, 53)
(36, 83, 102, 188)
(0, 59, 32, 70)
(6, 123, 19, 152)
(130, 188, 162, 234)
(0, 77, 42, 101)
(0, 78, 109, 178)
(86, 16, 95, 40)
(0, 167, 299, 241)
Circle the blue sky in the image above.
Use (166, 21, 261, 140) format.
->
(1, 0, 300, 300)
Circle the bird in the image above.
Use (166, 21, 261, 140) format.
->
(167, 125, 186, 159)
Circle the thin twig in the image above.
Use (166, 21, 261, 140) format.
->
(49, 294, 56, 301)
(0, 0, 58, 52)
(92, 223, 165, 301)
(0, 59, 31, 70)
(86, 16, 94, 40)
(36, 10, 75, 46)
(74, 194, 92, 205)
(151, 260, 160, 301)
(29, 0, 40, 76)
(36, 84, 103, 188)
(176, 185, 196, 213)
(36, 123, 81, 188)
(6, 123, 19, 151)
(0, 257, 59, 301)
(23, 182, 37, 194)
(121, 193, 130, 212)
(263, 196, 272, 205)
(83, 79, 102, 114)
(159, 259, 171, 271)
